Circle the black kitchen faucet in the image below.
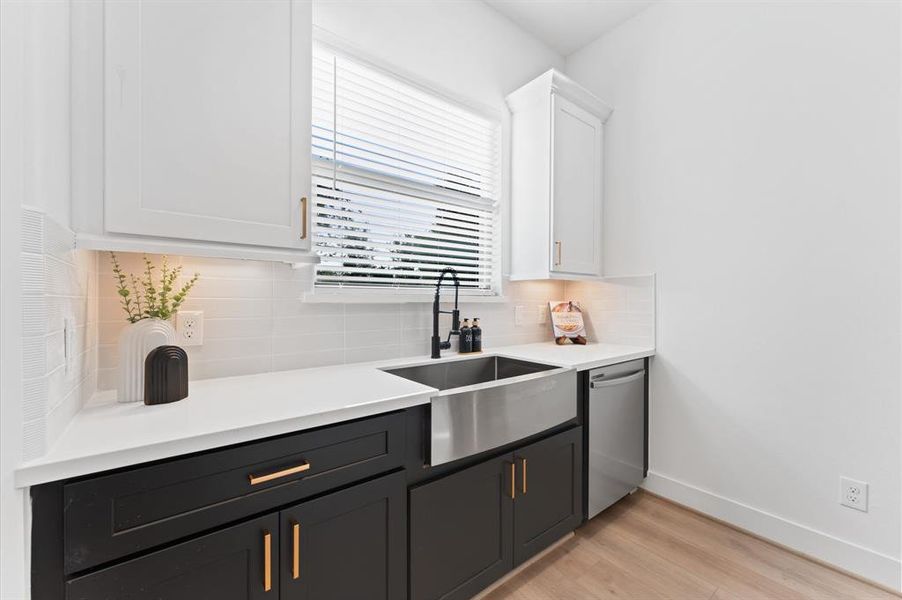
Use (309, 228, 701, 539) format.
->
(431, 267, 460, 359)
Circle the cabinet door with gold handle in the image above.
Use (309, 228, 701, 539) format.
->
(248, 461, 311, 486)
(291, 522, 300, 580)
(263, 530, 273, 592)
(512, 427, 584, 567)
(64, 514, 280, 599)
(280, 471, 406, 599)
(521, 457, 528, 494)
(299, 196, 308, 241)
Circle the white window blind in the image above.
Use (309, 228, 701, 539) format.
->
(312, 44, 500, 293)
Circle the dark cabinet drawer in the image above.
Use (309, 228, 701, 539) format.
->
(66, 513, 278, 600)
(64, 412, 406, 574)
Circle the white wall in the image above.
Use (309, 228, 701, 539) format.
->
(1, 2, 28, 596)
(2, 1, 90, 597)
(567, 0, 901, 588)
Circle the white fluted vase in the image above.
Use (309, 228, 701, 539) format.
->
(117, 318, 177, 403)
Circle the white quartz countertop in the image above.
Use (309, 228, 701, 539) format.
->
(15, 342, 653, 487)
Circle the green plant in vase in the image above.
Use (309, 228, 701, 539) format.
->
(110, 252, 199, 322)
(109, 252, 199, 403)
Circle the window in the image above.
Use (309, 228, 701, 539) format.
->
(311, 44, 501, 295)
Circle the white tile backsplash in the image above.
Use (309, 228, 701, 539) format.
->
(95, 252, 570, 389)
(20, 208, 98, 460)
(564, 275, 656, 347)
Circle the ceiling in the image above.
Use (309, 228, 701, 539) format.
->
(484, 0, 654, 56)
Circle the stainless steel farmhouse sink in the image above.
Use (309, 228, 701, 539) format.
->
(383, 356, 576, 466)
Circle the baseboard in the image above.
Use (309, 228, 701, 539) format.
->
(643, 471, 901, 592)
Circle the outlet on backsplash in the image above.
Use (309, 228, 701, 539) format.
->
(176, 311, 204, 347)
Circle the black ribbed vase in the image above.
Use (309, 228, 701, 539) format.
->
(144, 345, 189, 405)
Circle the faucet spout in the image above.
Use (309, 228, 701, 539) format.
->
(431, 267, 460, 359)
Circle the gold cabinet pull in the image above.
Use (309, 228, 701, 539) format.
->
(300, 196, 308, 240)
(263, 531, 272, 592)
(554, 241, 562, 266)
(249, 462, 311, 485)
(521, 458, 527, 494)
(292, 522, 300, 580)
(509, 462, 516, 499)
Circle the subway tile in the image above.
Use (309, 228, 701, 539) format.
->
(22, 377, 48, 422)
(22, 208, 43, 254)
(271, 348, 345, 372)
(272, 332, 344, 355)
(182, 276, 272, 299)
(204, 317, 274, 340)
(22, 419, 47, 462)
(178, 298, 272, 319)
(345, 311, 400, 332)
(344, 344, 401, 364)
(345, 328, 401, 348)
(189, 355, 272, 381)
(273, 314, 344, 335)
(185, 337, 271, 362)
(21, 253, 44, 295)
(22, 336, 46, 380)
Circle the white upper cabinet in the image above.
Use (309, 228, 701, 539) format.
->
(74, 0, 317, 263)
(506, 69, 611, 280)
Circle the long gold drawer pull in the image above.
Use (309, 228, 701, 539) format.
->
(509, 462, 516, 499)
(300, 197, 308, 240)
(249, 462, 311, 485)
(263, 531, 272, 592)
(292, 522, 300, 580)
(521, 458, 528, 494)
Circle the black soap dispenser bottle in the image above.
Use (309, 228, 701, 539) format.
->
(471, 318, 482, 352)
(459, 319, 472, 353)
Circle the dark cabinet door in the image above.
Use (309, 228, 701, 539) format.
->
(513, 426, 583, 566)
(66, 513, 278, 600)
(280, 471, 406, 600)
(410, 454, 514, 600)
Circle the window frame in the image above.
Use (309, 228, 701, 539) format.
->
(308, 31, 504, 300)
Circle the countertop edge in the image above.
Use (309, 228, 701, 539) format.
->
(15, 343, 655, 488)
(14, 391, 433, 488)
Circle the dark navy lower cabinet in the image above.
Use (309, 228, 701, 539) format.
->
(66, 513, 279, 600)
(513, 427, 583, 566)
(280, 471, 406, 600)
(409, 426, 583, 600)
(410, 454, 514, 600)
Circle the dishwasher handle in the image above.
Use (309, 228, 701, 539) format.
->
(590, 369, 645, 389)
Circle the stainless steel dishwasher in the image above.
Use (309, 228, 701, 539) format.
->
(587, 358, 647, 519)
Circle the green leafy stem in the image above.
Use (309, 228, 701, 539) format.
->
(109, 252, 199, 323)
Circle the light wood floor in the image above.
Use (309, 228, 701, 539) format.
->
(483, 491, 898, 600)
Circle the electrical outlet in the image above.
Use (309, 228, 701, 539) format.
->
(840, 477, 868, 512)
(515, 305, 527, 326)
(176, 310, 204, 347)
(537, 304, 548, 324)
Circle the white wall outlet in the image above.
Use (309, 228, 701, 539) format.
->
(536, 304, 548, 324)
(176, 310, 204, 347)
(515, 305, 527, 326)
(840, 477, 868, 512)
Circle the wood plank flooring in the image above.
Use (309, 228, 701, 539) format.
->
(483, 491, 898, 600)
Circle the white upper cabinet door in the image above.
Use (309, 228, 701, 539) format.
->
(104, 0, 311, 250)
(550, 94, 603, 276)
